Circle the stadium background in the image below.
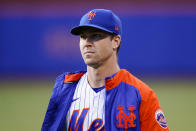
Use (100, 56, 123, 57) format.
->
(0, 0, 196, 130)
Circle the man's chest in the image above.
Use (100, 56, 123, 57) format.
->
(66, 74, 105, 131)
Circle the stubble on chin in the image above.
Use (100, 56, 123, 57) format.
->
(84, 59, 101, 69)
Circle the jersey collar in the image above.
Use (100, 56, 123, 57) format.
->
(64, 69, 131, 91)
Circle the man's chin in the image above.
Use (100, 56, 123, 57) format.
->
(85, 61, 100, 69)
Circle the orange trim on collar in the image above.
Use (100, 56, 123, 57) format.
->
(64, 72, 85, 83)
(105, 69, 148, 91)
(105, 69, 128, 90)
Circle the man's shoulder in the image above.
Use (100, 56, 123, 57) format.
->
(122, 69, 154, 95)
(125, 70, 159, 104)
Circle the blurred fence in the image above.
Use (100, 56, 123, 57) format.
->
(0, 3, 196, 76)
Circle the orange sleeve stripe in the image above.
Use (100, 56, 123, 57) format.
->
(64, 72, 85, 83)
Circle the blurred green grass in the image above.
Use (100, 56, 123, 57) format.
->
(0, 79, 196, 131)
(147, 79, 196, 131)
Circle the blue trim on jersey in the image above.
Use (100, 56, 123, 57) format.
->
(92, 86, 105, 93)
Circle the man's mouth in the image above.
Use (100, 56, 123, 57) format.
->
(84, 51, 95, 55)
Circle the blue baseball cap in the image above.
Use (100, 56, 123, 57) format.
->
(71, 9, 122, 36)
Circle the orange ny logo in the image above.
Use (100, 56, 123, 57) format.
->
(115, 26, 119, 31)
(88, 11, 96, 21)
(116, 106, 136, 129)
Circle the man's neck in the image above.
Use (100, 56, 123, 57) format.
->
(87, 56, 120, 88)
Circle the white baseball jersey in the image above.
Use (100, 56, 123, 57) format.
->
(66, 73, 105, 131)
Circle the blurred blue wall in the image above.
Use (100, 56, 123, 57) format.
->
(0, 6, 196, 76)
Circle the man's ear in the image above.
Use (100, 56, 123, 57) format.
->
(112, 35, 121, 50)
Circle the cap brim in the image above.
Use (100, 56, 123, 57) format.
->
(71, 24, 114, 35)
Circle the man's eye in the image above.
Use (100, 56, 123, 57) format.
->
(80, 35, 87, 39)
(92, 34, 104, 39)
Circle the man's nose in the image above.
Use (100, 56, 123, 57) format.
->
(84, 38, 94, 45)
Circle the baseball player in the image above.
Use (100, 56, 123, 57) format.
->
(42, 9, 169, 131)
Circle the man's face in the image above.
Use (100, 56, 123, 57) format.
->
(79, 28, 114, 68)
